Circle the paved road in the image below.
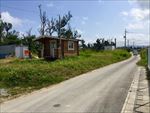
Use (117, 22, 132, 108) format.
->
(1, 56, 140, 113)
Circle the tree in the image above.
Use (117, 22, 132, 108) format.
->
(60, 24, 81, 39)
(22, 28, 35, 58)
(55, 11, 72, 59)
(93, 38, 104, 50)
(55, 11, 72, 37)
(63, 24, 73, 38)
(0, 19, 5, 42)
(73, 30, 81, 39)
(4, 22, 12, 37)
(87, 43, 92, 48)
(3, 30, 21, 45)
(104, 40, 109, 46)
(46, 18, 56, 36)
(81, 39, 86, 49)
(38, 5, 47, 36)
(0, 19, 13, 43)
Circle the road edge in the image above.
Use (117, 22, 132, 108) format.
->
(121, 67, 141, 113)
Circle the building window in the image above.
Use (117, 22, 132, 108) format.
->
(68, 41, 74, 50)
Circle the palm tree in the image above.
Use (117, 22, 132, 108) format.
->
(4, 22, 12, 37)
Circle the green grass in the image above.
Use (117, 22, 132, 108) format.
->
(0, 49, 130, 99)
(137, 48, 150, 80)
(137, 48, 148, 67)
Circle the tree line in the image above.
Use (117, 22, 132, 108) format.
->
(81, 38, 116, 50)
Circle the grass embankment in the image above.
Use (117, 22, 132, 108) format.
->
(137, 49, 148, 67)
(0, 49, 130, 99)
(137, 48, 150, 80)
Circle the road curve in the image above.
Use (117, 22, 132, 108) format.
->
(1, 56, 140, 113)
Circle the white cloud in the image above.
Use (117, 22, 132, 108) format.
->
(121, 11, 129, 16)
(127, 22, 144, 30)
(1, 12, 22, 27)
(130, 8, 149, 21)
(81, 16, 88, 25)
(81, 21, 86, 25)
(121, 7, 149, 31)
(76, 29, 84, 34)
(121, 8, 149, 21)
(82, 16, 88, 20)
(46, 3, 54, 8)
(95, 34, 99, 38)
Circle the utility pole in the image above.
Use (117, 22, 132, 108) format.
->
(133, 41, 135, 49)
(127, 39, 129, 48)
(124, 29, 127, 48)
(114, 38, 117, 48)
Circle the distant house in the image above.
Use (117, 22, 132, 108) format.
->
(104, 39, 116, 51)
(104, 45, 115, 50)
(35, 36, 80, 59)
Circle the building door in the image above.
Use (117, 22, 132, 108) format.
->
(50, 41, 56, 58)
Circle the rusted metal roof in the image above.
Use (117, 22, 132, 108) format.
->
(34, 35, 81, 42)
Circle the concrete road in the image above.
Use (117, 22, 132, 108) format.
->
(1, 56, 140, 113)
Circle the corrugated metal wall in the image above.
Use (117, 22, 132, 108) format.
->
(0, 45, 16, 58)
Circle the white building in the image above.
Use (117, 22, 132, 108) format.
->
(15, 46, 29, 58)
(104, 45, 115, 50)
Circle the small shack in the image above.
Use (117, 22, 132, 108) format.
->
(35, 36, 80, 59)
(0, 45, 29, 58)
(15, 46, 29, 58)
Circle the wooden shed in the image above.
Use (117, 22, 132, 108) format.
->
(35, 36, 80, 59)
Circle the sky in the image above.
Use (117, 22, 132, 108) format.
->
(0, 0, 150, 47)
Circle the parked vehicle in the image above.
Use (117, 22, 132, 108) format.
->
(133, 50, 138, 56)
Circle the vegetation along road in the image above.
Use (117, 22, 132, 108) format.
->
(1, 54, 140, 112)
(0, 49, 130, 101)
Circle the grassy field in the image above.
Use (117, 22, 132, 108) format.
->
(0, 49, 130, 100)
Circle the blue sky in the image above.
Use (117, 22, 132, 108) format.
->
(0, 0, 149, 46)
